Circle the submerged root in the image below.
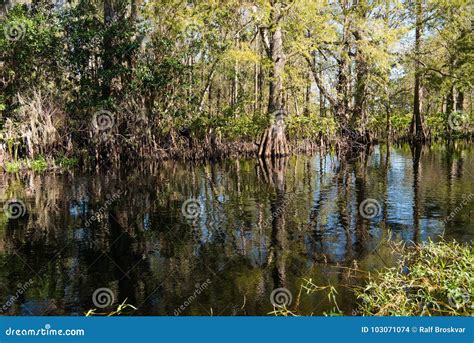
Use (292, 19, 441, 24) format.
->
(258, 123, 290, 158)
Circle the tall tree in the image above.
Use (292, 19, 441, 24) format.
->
(258, 0, 289, 157)
(411, 0, 426, 141)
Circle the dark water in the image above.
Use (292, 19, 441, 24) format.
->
(0, 143, 473, 316)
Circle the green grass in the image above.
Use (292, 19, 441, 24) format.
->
(4, 161, 21, 173)
(269, 278, 342, 317)
(56, 156, 79, 169)
(356, 240, 473, 316)
(2, 156, 79, 173)
(85, 299, 137, 316)
(28, 157, 48, 172)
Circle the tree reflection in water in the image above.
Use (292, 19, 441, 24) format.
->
(0, 143, 472, 315)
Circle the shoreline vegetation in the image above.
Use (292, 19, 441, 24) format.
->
(0, 0, 472, 318)
(0, 138, 472, 173)
(269, 239, 473, 317)
(84, 239, 473, 317)
(0, 1, 472, 169)
(355, 240, 473, 316)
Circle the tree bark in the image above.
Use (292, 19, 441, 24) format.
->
(412, 0, 426, 142)
(258, 0, 289, 157)
(455, 90, 464, 112)
(102, 0, 114, 99)
(446, 86, 454, 136)
(304, 71, 311, 116)
(352, 1, 369, 139)
(335, 12, 351, 127)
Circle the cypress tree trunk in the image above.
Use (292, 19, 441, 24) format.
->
(102, 0, 114, 99)
(352, 0, 369, 142)
(446, 86, 454, 137)
(412, 0, 426, 142)
(258, 1, 289, 157)
(455, 91, 464, 112)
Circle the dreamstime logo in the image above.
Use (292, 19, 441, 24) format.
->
(447, 289, 471, 310)
(4, 22, 27, 41)
(448, 111, 469, 131)
(136, 18, 155, 48)
(359, 198, 381, 219)
(92, 288, 115, 308)
(181, 198, 202, 220)
(444, 193, 473, 224)
(0, 68, 13, 88)
(270, 287, 292, 307)
(0, 279, 34, 314)
(260, 193, 295, 229)
(84, 190, 123, 228)
(92, 110, 115, 131)
(3, 199, 27, 219)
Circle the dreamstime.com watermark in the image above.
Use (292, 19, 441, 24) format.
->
(92, 287, 115, 309)
(4, 324, 85, 337)
(0, 279, 34, 314)
(359, 198, 382, 219)
(182, 193, 296, 235)
(4, 22, 27, 41)
(261, 194, 296, 228)
(84, 190, 123, 227)
(181, 198, 203, 220)
(174, 279, 212, 316)
(443, 193, 473, 224)
(448, 111, 470, 131)
(181, 197, 225, 235)
(179, 23, 201, 42)
(92, 109, 115, 131)
(3, 198, 27, 219)
(270, 287, 293, 307)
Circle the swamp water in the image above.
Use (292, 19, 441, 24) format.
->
(0, 143, 472, 315)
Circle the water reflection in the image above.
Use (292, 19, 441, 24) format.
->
(0, 143, 472, 316)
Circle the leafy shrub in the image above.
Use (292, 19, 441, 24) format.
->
(286, 114, 337, 140)
(4, 161, 21, 173)
(29, 157, 48, 172)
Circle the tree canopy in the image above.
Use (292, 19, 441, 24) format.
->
(0, 0, 472, 164)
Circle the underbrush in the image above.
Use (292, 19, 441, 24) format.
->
(2, 156, 78, 173)
(356, 240, 473, 316)
(271, 240, 473, 317)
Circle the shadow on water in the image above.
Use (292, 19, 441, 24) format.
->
(0, 143, 472, 315)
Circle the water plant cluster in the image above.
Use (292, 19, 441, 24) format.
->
(356, 240, 473, 316)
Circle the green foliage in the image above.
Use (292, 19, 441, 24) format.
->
(220, 113, 269, 140)
(28, 157, 48, 172)
(0, 0, 472, 165)
(426, 112, 447, 138)
(356, 240, 473, 316)
(4, 161, 21, 173)
(390, 112, 412, 135)
(269, 278, 342, 316)
(286, 114, 337, 140)
(1, 5, 63, 103)
(56, 157, 79, 169)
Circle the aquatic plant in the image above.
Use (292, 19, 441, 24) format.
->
(269, 278, 342, 316)
(84, 299, 137, 317)
(28, 157, 48, 172)
(4, 161, 21, 173)
(356, 240, 473, 316)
